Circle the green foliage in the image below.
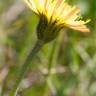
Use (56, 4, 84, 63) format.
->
(0, 0, 96, 96)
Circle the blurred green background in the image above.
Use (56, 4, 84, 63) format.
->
(0, 0, 96, 96)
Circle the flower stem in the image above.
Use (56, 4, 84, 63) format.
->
(9, 40, 45, 96)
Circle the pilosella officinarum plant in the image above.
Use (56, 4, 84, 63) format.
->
(9, 0, 90, 95)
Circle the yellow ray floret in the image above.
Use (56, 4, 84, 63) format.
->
(24, 0, 90, 32)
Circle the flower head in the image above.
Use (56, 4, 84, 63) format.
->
(24, 0, 90, 43)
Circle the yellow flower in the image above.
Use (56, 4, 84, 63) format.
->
(24, 0, 90, 42)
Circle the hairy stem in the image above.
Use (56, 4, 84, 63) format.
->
(9, 40, 45, 96)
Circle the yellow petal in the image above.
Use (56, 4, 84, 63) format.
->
(64, 6, 80, 20)
(24, 0, 38, 13)
(66, 23, 90, 32)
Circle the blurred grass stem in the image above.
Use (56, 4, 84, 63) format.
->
(43, 32, 63, 96)
(9, 39, 45, 96)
